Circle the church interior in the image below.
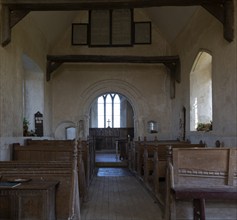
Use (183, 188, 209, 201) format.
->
(0, 1, 236, 220)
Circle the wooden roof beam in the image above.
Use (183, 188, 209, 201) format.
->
(1, 1, 227, 11)
(1, 0, 234, 46)
(46, 54, 181, 98)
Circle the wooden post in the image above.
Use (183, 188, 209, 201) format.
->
(1, 5, 11, 46)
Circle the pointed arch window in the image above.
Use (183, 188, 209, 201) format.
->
(97, 93, 121, 128)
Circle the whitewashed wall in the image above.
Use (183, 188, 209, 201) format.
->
(172, 5, 237, 147)
(0, 13, 51, 160)
(0, 5, 236, 161)
(50, 9, 174, 140)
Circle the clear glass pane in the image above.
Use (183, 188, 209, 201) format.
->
(114, 94, 120, 104)
(114, 95, 120, 127)
(106, 95, 112, 127)
(98, 96, 104, 128)
(97, 93, 122, 128)
(114, 115, 120, 128)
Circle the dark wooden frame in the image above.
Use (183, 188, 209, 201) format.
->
(1, 0, 234, 46)
(134, 22, 151, 44)
(88, 9, 133, 47)
(89, 9, 111, 47)
(111, 8, 133, 46)
(71, 23, 88, 45)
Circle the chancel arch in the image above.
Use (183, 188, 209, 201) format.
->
(77, 79, 148, 139)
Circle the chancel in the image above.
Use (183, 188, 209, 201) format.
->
(0, 1, 236, 220)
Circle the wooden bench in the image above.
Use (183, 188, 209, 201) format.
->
(131, 137, 186, 176)
(143, 143, 206, 204)
(22, 139, 95, 187)
(0, 160, 80, 220)
(13, 139, 93, 187)
(0, 180, 58, 220)
(165, 147, 237, 220)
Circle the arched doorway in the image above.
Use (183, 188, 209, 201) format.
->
(89, 92, 134, 165)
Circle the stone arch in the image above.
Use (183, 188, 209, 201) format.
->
(54, 120, 76, 140)
(76, 79, 148, 139)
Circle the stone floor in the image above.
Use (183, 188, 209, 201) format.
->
(81, 166, 163, 220)
(95, 152, 118, 162)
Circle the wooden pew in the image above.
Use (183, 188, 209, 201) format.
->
(143, 143, 206, 204)
(165, 147, 237, 220)
(0, 179, 58, 220)
(14, 139, 95, 188)
(131, 137, 185, 176)
(23, 139, 95, 186)
(133, 138, 188, 179)
(12, 140, 88, 204)
(25, 139, 74, 146)
(0, 160, 80, 220)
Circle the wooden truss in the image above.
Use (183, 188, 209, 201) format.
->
(1, 0, 234, 46)
(0, 0, 234, 98)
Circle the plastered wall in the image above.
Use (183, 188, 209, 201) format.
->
(50, 9, 174, 140)
(171, 5, 237, 146)
(0, 13, 51, 160)
(0, 5, 236, 160)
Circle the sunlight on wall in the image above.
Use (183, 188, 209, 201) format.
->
(190, 51, 212, 131)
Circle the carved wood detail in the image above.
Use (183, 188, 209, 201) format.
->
(178, 168, 227, 177)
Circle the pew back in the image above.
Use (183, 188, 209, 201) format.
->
(0, 161, 77, 220)
(172, 147, 237, 187)
(165, 147, 237, 220)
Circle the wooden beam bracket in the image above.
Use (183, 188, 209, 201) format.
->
(1, 5, 30, 46)
(46, 60, 63, 81)
(202, 0, 234, 42)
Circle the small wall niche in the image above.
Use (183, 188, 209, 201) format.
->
(148, 121, 158, 133)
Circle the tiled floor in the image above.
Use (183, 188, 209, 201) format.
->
(81, 165, 163, 220)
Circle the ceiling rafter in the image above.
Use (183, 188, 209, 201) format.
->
(0, 0, 234, 46)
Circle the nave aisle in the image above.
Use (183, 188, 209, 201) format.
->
(81, 168, 163, 220)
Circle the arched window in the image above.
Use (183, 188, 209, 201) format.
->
(97, 93, 121, 128)
(190, 51, 213, 131)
